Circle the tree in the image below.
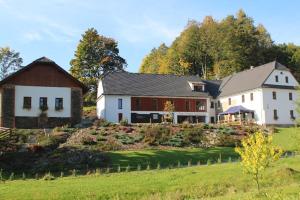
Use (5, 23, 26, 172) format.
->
(139, 43, 168, 74)
(0, 47, 23, 80)
(163, 101, 175, 123)
(235, 132, 283, 192)
(70, 28, 126, 105)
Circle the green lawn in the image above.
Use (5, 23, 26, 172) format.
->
(106, 147, 238, 169)
(273, 127, 300, 151)
(0, 156, 300, 200)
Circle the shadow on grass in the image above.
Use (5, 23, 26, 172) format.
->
(105, 147, 239, 169)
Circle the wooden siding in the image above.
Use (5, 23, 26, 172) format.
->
(1, 64, 82, 89)
(131, 97, 207, 112)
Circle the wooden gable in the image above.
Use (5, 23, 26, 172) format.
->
(0, 57, 88, 93)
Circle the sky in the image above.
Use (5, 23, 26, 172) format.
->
(0, 0, 300, 72)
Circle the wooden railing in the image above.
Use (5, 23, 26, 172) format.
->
(0, 127, 12, 142)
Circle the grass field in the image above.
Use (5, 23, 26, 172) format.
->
(0, 127, 299, 200)
(0, 156, 300, 200)
(106, 147, 239, 169)
(273, 127, 300, 151)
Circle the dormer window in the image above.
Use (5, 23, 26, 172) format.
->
(189, 82, 205, 92)
(275, 75, 279, 82)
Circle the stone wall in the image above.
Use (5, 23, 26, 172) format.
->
(2, 85, 15, 128)
(15, 117, 71, 128)
(71, 88, 83, 125)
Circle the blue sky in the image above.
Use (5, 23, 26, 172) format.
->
(0, 0, 299, 72)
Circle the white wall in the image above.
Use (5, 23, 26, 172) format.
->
(97, 95, 105, 119)
(104, 95, 131, 123)
(262, 88, 298, 125)
(218, 89, 265, 124)
(264, 69, 299, 86)
(15, 85, 71, 117)
(0, 91, 2, 117)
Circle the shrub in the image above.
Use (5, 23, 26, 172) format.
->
(82, 135, 97, 145)
(143, 125, 172, 145)
(217, 134, 240, 147)
(95, 119, 112, 127)
(115, 134, 135, 145)
(89, 130, 98, 135)
(166, 133, 185, 147)
(120, 119, 129, 126)
(183, 127, 203, 144)
(96, 135, 107, 142)
(100, 137, 122, 151)
(43, 172, 55, 181)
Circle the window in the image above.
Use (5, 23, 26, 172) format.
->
(228, 98, 231, 105)
(196, 101, 205, 111)
(242, 95, 245, 103)
(55, 98, 63, 110)
(185, 100, 190, 111)
(217, 101, 221, 108)
(210, 102, 214, 109)
(193, 85, 203, 91)
(39, 97, 48, 111)
(23, 97, 31, 109)
(272, 91, 277, 100)
(285, 76, 289, 83)
(275, 75, 279, 82)
(136, 98, 141, 110)
(250, 93, 254, 101)
(273, 109, 278, 120)
(153, 99, 158, 111)
(118, 98, 123, 109)
(289, 92, 293, 101)
(290, 110, 295, 119)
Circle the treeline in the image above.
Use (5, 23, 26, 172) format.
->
(139, 10, 300, 80)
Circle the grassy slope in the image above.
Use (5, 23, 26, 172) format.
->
(1, 156, 300, 200)
(1, 128, 299, 200)
(273, 127, 300, 151)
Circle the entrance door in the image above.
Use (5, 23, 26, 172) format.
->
(118, 113, 123, 122)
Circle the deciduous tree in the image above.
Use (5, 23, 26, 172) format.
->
(235, 132, 283, 192)
(0, 47, 23, 80)
(70, 28, 126, 104)
(163, 101, 175, 123)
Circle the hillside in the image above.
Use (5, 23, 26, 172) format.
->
(0, 156, 300, 200)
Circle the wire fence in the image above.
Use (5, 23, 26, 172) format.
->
(0, 151, 297, 181)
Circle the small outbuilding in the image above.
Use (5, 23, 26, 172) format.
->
(0, 57, 88, 128)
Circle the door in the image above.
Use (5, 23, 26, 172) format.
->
(118, 113, 123, 122)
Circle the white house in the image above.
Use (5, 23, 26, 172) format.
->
(0, 57, 88, 128)
(97, 61, 299, 126)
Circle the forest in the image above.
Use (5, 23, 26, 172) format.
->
(139, 10, 300, 80)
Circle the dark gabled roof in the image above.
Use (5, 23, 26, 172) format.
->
(218, 61, 290, 97)
(102, 71, 219, 98)
(0, 57, 88, 93)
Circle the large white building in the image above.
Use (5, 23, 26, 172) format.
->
(97, 61, 299, 126)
